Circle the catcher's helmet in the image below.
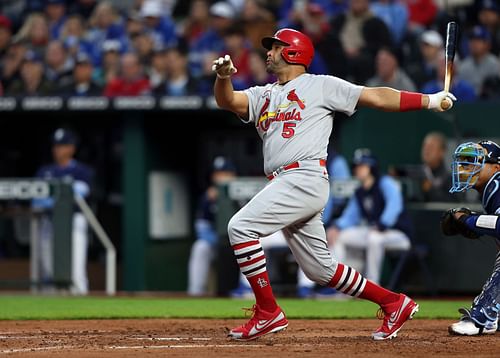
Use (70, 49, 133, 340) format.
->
(450, 140, 500, 193)
(261, 28, 314, 68)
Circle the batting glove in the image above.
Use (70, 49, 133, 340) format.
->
(427, 91, 457, 112)
(212, 54, 237, 79)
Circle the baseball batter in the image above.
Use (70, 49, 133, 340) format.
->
(212, 28, 456, 341)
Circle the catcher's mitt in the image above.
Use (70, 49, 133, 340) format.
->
(440, 207, 480, 239)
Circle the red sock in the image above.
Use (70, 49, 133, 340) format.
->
(246, 271, 277, 312)
(329, 263, 399, 306)
(233, 240, 277, 312)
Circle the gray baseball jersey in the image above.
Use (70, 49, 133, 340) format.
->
(243, 74, 363, 174)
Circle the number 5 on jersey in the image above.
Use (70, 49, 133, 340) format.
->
(282, 122, 296, 138)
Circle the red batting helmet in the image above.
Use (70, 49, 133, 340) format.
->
(261, 28, 314, 68)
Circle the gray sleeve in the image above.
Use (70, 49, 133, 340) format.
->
(242, 86, 262, 125)
(322, 76, 364, 116)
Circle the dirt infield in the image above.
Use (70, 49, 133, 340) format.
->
(0, 319, 498, 357)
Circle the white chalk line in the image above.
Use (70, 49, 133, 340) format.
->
(106, 344, 268, 349)
(132, 337, 212, 341)
(0, 346, 75, 354)
(0, 343, 270, 354)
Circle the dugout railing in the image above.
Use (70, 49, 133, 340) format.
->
(0, 178, 116, 295)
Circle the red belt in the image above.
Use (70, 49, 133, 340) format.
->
(267, 159, 327, 180)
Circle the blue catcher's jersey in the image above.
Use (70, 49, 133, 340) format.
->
(463, 171, 500, 244)
(482, 172, 500, 215)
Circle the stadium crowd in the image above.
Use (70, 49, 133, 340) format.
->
(0, 0, 500, 99)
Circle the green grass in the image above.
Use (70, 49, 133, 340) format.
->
(0, 296, 470, 320)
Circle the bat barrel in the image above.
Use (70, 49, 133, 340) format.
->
(445, 21, 458, 62)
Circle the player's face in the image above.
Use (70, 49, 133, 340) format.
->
(265, 43, 287, 74)
(52, 144, 75, 165)
(354, 163, 371, 181)
(474, 163, 500, 191)
(212, 171, 236, 185)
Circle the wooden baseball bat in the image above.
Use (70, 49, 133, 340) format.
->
(441, 21, 458, 110)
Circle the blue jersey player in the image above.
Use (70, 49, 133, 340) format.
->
(446, 140, 500, 335)
(32, 128, 93, 295)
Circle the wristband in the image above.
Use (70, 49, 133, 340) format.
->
(400, 91, 423, 112)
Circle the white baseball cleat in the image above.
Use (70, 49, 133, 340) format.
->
(448, 319, 497, 335)
(448, 307, 498, 335)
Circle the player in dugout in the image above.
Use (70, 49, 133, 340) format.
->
(212, 28, 456, 341)
(441, 140, 500, 335)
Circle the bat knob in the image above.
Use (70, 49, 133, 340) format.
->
(440, 98, 451, 110)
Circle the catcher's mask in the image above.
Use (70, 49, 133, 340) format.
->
(449, 141, 500, 193)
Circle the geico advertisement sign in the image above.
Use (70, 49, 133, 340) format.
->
(0, 181, 50, 199)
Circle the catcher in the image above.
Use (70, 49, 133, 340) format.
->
(441, 140, 500, 335)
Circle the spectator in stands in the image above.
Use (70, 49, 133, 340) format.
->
(60, 15, 93, 59)
(12, 13, 50, 59)
(0, 41, 27, 91)
(281, 2, 330, 75)
(86, 2, 127, 66)
(58, 52, 102, 96)
(189, 1, 235, 78)
(403, 0, 438, 34)
(0, 15, 13, 58)
(45, 0, 68, 40)
(477, 0, 500, 56)
(366, 47, 417, 91)
(68, 0, 98, 20)
(405, 29, 444, 90)
(248, 49, 274, 86)
(95, 39, 122, 85)
(179, 0, 210, 46)
(154, 44, 199, 96)
(480, 73, 500, 99)
(125, 10, 144, 40)
(221, 25, 252, 90)
(139, 0, 178, 48)
(421, 53, 477, 102)
(329, 148, 413, 285)
(371, 0, 409, 45)
(104, 52, 151, 96)
(6, 50, 53, 96)
(418, 132, 456, 202)
(148, 45, 169, 90)
(130, 32, 155, 67)
(241, 0, 276, 51)
(458, 25, 500, 95)
(44, 40, 74, 90)
(324, 0, 392, 83)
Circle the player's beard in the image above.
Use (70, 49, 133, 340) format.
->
(266, 56, 285, 74)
